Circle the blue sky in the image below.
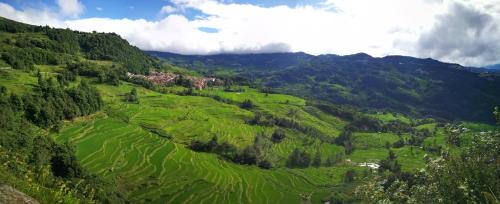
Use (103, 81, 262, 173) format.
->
(0, 0, 499, 67)
(2, 0, 325, 20)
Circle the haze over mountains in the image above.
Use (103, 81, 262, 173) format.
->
(148, 51, 500, 123)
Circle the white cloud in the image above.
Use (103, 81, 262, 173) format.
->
(160, 5, 177, 14)
(96, 7, 103, 11)
(56, 0, 84, 17)
(0, 2, 64, 26)
(415, 2, 500, 66)
(0, 0, 499, 66)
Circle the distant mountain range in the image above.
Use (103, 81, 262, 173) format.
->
(148, 51, 500, 123)
(484, 64, 500, 70)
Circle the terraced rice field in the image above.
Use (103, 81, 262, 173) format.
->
(50, 82, 431, 203)
(2, 63, 495, 204)
(55, 114, 360, 203)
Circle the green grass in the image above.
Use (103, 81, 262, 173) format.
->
(50, 81, 385, 203)
(54, 113, 361, 203)
(35, 64, 64, 73)
(347, 146, 426, 172)
(462, 122, 499, 132)
(368, 112, 411, 124)
(351, 132, 400, 149)
(416, 122, 437, 132)
(0, 68, 37, 94)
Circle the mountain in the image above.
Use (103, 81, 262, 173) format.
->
(147, 51, 314, 71)
(149, 51, 500, 123)
(484, 64, 500, 71)
(461, 64, 500, 74)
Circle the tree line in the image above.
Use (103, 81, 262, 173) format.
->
(188, 135, 274, 169)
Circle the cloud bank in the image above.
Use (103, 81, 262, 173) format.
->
(0, 0, 499, 66)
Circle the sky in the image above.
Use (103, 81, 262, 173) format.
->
(0, 0, 499, 67)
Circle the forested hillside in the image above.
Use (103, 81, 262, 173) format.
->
(149, 51, 500, 123)
(0, 17, 158, 74)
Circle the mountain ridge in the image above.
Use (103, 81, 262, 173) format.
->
(148, 51, 500, 123)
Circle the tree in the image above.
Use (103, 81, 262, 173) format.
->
(378, 150, 400, 173)
(9, 94, 23, 111)
(127, 88, 139, 103)
(388, 150, 397, 160)
(444, 124, 462, 146)
(107, 71, 121, 86)
(189, 140, 207, 152)
(325, 155, 336, 167)
(344, 169, 356, 183)
(385, 141, 391, 149)
(240, 146, 257, 165)
(214, 141, 237, 160)
(271, 129, 286, 143)
(334, 130, 351, 146)
(335, 130, 354, 154)
(0, 86, 6, 96)
(494, 106, 500, 124)
(207, 135, 218, 151)
(51, 142, 84, 178)
(257, 159, 272, 169)
(392, 139, 405, 148)
(240, 99, 254, 109)
(344, 140, 354, 155)
(286, 148, 311, 168)
(312, 151, 321, 167)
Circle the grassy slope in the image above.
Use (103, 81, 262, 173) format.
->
(55, 114, 362, 203)
(52, 82, 360, 203)
(1, 66, 490, 203)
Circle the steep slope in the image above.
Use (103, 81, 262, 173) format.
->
(0, 17, 158, 74)
(150, 51, 500, 123)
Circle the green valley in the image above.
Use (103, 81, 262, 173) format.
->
(0, 16, 498, 204)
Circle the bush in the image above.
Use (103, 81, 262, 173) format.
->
(344, 169, 356, 183)
(240, 99, 254, 109)
(238, 146, 257, 165)
(392, 139, 405, 148)
(257, 160, 273, 169)
(312, 151, 321, 167)
(335, 131, 354, 154)
(378, 150, 401, 173)
(271, 129, 286, 143)
(286, 148, 311, 168)
(126, 88, 139, 103)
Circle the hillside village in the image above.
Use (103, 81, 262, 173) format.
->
(127, 71, 224, 90)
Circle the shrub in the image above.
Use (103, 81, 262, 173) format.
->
(240, 99, 254, 109)
(257, 160, 273, 169)
(392, 139, 405, 148)
(271, 129, 286, 143)
(286, 148, 311, 168)
(343, 170, 356, 183)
